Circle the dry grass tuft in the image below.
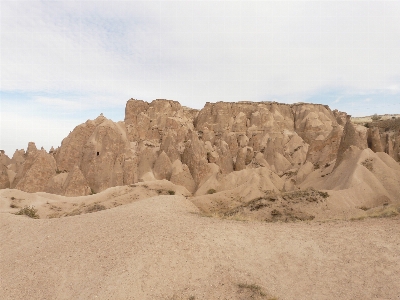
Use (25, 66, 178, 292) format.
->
(15, 206, 39, 219)
(361, 158, 373, 171)
(207, 189, 217, 194)
(237, 283, 278, 299)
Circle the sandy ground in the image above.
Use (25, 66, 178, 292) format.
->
(1, 194, 400, 300)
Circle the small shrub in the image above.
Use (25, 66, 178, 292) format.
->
(361, 158, 373, 171)
(371, 113, 381, 121)
(11, 196, 15, 200)
(318, 191, 329, 198)
(271, 209, 282, 216)
(15, 206, 39, 219)
(90, 188, 96, 195)
(10, 204, 18, 208)
(207, 189, 217, 194)
(168, 190, 175, 195)
(237, 283, 266, 297)
(314, 163, 320, 170)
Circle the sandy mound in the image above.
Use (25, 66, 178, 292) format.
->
(0, 180, 190, 219)
(1, 194, 400, 299)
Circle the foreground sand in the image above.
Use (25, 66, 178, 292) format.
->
(1, 195, 399, 300)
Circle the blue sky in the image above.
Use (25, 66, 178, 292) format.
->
(1, 1, 400, 156)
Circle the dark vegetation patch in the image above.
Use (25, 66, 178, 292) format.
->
(15, 206, 39, 219)
(220, 188, 326, 223)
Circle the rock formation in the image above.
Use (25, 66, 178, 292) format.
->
(334, 116, 368, 169)
(14, 148, 57, 193)
(2, 98, 399, 200)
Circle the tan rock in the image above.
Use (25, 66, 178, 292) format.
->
(181, 131, 209, 187)
(12, 143, 39, 188)
(0, 164, 10, 189)
(125, 99, 195, 143)
(123, 155, 138, 185)
(394, 132, 400, 162)
(214, 140, 234, 174)
(368, 127, 384, 152)
(137, 147, 158, 180)
(45, 173, 68, 195)
(64, 166, 91, 197)
(306, 125, 343, 166)
(160, 133, 181, 163)
(153, 151, 173, 180)
(170, 160, 196, 193)
(0, 151, 11, 167)
(295, 161, 314, 184)
(384, 133, 393, 157)
(15, 150, 57, 193)
(334, 116, 368, 169)
(80, 119, 129, 193)
(55, 117, 101, 172)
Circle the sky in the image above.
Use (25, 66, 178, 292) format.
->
(1, 1, 400, 156)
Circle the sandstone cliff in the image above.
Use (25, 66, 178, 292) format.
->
(2, 98, 399, 202)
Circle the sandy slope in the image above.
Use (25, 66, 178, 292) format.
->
(1, 194, 399, 300)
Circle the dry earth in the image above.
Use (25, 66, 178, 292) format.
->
(1, 192, 400, 300)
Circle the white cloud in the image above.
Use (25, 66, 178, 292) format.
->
(2, 1, 400, 106)
(1, 1, 400, 152)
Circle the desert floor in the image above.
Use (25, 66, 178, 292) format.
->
(1, 194, 400, 300)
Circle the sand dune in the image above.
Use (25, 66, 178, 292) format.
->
(1, 194, 400, 300)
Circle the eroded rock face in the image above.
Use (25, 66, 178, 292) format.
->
(0, 151, 11, 189)
(170, 160, 196, 193)
(334, 116, 368, 169)
(63, 166, 91, 197)
(55, 117, 103, 172)
(368, 127, 384, 152)
(80, 119, 130, 193)
(0, 164, 10, 189)
(153, 151, 172, 180)
(15, 150, 57, 193)
(125, 99, 194, 144)
(181, 131, 210, 187)
(9, 98, 390, 197)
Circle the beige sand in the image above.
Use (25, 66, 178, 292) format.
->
(1, 193, 399, 300)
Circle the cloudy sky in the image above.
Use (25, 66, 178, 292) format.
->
(1, 1, 400, 155)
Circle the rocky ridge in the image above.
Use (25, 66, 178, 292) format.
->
(1, 99, 399, 215)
